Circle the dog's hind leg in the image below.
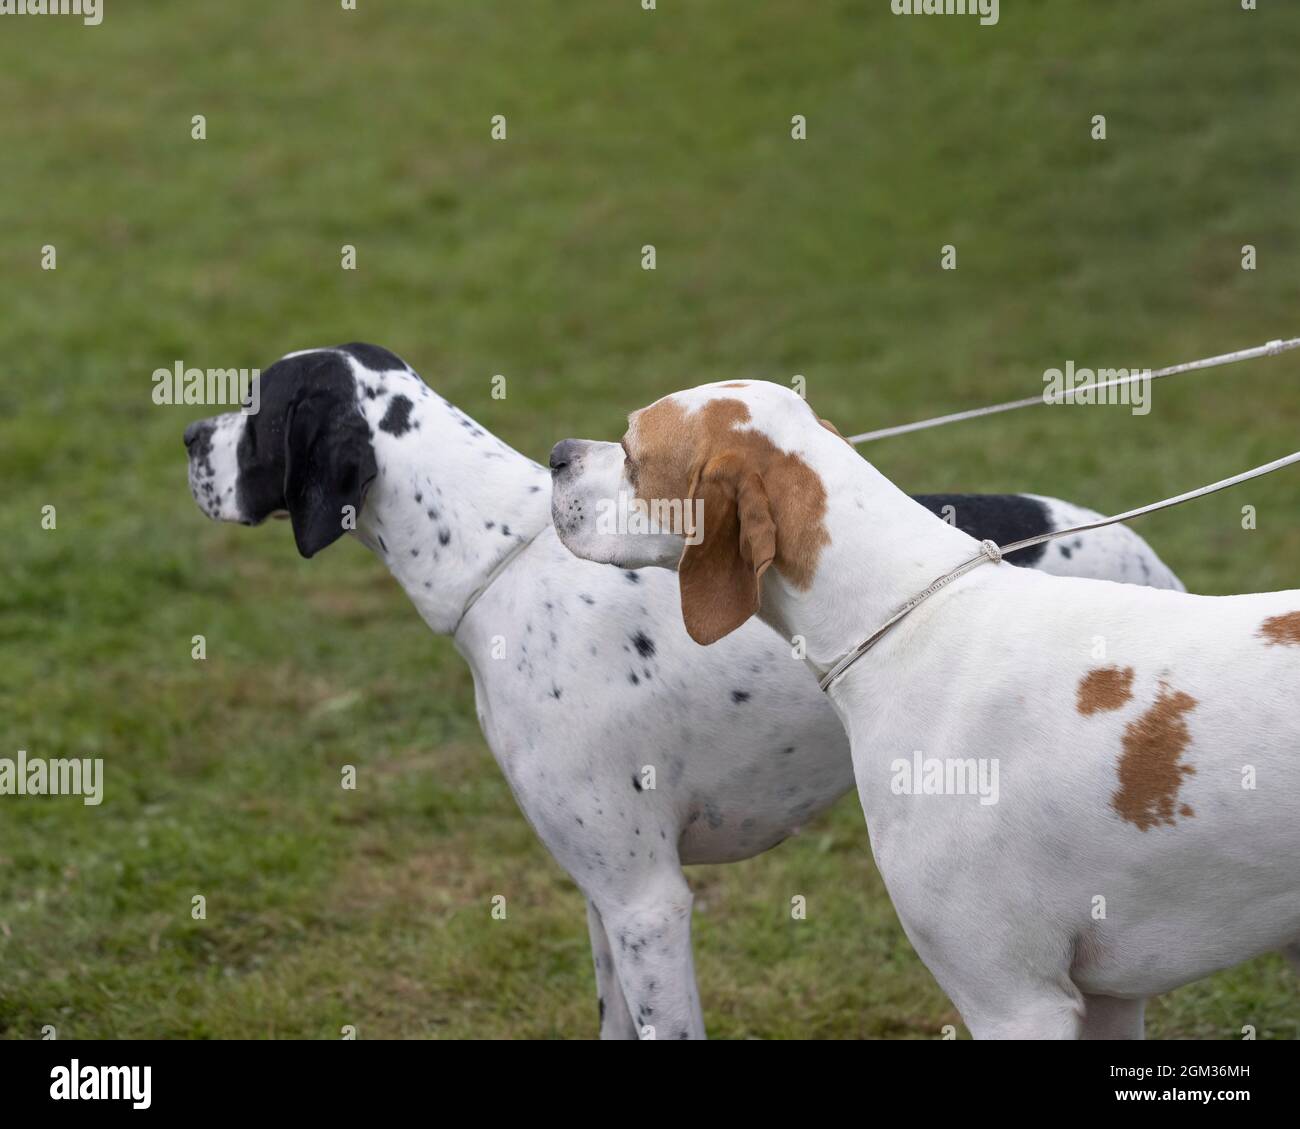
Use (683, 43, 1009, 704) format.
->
(586, 899, 637, 1039)
(1080, 994, 1145, 1039)
(596, 868, 707, 1040)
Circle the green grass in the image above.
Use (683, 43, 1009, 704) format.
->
(1, 0, 1297, 1038)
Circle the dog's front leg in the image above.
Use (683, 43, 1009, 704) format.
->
(904, 921, 1087, 1039)
(586, 899, 638, 1039)
(596, 870, 706, 1040)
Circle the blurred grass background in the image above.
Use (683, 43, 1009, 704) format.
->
(1, 0, 1297, 1038)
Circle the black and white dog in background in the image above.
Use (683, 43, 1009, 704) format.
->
(184, 344, 1184, 1039)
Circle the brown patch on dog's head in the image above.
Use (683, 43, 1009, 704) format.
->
(625, 397, 703, 505)
(1111, 682, 1197, 832)
(1259, 611, 1300, 646)
(1077, 666, 1135, 715)
(625, 393, 831, 644)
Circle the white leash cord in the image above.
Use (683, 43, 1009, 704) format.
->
(820, 335, 1300, 690)
(997, 449, 1300, 559)
(846, 337, 1300, 445)
(819, 447, 1300, 692)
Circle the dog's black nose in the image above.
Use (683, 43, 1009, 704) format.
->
(549, 439, 580, 473)
(184, 420, 212, 449)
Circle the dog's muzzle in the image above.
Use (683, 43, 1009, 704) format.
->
(183, 419, 214, 449)
(549, 438, 584, 476)
(185, 412, 246, 523)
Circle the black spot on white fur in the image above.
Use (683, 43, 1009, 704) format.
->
(379, 394, 415, 436)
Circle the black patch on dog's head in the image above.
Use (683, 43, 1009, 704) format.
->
(235, 351, 377, 558)
(337, 342, 409, 372)
(911, 493, 1050, 566)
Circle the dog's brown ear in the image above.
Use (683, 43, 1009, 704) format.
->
(678, 453, 776, 645)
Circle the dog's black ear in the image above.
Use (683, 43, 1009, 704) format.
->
(283, 388, 377, 558)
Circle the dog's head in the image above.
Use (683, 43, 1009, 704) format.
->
(184, 347, 380, 558)
(550, 380, 837, 644)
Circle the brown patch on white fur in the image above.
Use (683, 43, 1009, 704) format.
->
(629, 396, 830, 590)
(628, 395, 830, 643)
(1111, 682, 1197, 832)
(1077, 666, 1135, 715)
(627, 398, 702, 505)
(1259, 611, 1300, 646)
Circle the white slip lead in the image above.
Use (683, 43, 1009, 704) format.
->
(846, 337, 1300, 445)
(819, 448, 1300, 692)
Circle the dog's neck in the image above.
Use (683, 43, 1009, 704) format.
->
(757, 424, 982, 675)
(350, 371, 551, 635)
